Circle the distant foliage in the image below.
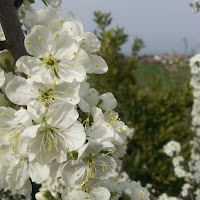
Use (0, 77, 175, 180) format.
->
(91, 11, 194, 197)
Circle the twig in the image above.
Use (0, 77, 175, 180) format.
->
(144, 165, 161, 196)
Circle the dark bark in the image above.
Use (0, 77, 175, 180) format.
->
(0, 0, 28, 60)
(0, 41, 6, 51)
(14, 0, 24, 10)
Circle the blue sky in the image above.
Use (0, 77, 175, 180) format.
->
(35, 0, 200, 55)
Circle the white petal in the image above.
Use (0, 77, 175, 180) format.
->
(6, 76, 37, 105)
(21, 125, 41, 138)
(99, 92, 118, 111)
(79, 32, 101, 53)
(78, 97, 91, 113)
(62, 187, 88, 200)
(62, 121, 86, 151)
(25, 25, 53, 57)
(0, 68, 5, 87)
(62, 160, 89, 188)
(29, 162, 50, 183)
(89, 187, 111, 200)
(6, 161, 29, 191)
(1, 72, 15, 93)
(87, 55, 108, 74)
(46, 103, 78, 129)
(46, 0, 62, 8)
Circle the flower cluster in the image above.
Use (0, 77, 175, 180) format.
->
(190, 0, 200, 13)
(163, 141, 181, 157)
(0, 2, 149, 200)
(154, 53, 200, 200)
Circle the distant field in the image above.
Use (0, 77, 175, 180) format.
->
(135, 64, 191, 90)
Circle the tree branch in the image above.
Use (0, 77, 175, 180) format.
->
(0, 0, 28, 60)
(0, 41, 6, 51)
(14, 0, 24, 10)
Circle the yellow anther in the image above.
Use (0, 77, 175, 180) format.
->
(92, 153, 95, 156)
(54, 79, 57, 85)
(60, 20, 64, 24)
(38, 36, 42, 40)
(88, 93, 91, 96)
(2, 112, 5, 116)
(55, 8, 58, 11)
(73, 52, 77, 55)
(96, 64, 99, 67)
(98, 48, 101, 51)
(109, 165, 112, 167)
(26, 41, 30, 45)
(9, 187, 11, 191)
(40, 150, 42, 153)
(44, 50, 46, 52)
(56, 33, 59, 37)
(70, 99, 72, 101)
(60, 168, 62, 171)
(91, 45, 94, 49)
(70, 63, 73, 67)
(77, 174, 79, 177)
(0, 152, 2, 155)
(59, 6, 62, 9)
(63, 142, 66, 145)
(86, 118, 89, 122)
(111, 151, 115, 154)
(88, 76, 90, 79)
(70, 153, 73, 157)
(52, 118, 55, 121)
(29, 56, 32, 60)
(102, 168, 105, 172)
(8, 174, 11, 176)
(23, 180, 26, 183)
(39, 64, 41, 67)
(102, 153, 105, 157)
(85, 177, 88, 182)
(107, 125, 109, 127)
(90, 55, 93, 58)
(80, 182, 83, 185)
(119, 128, 124, 132)
(98, 56, 101, 59)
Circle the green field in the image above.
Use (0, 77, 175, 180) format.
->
(135, 64, 191, 91)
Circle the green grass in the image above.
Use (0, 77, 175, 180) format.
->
(135, 64, 191, 91)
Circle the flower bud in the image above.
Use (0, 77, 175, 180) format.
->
(35, 191, 56, 200)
